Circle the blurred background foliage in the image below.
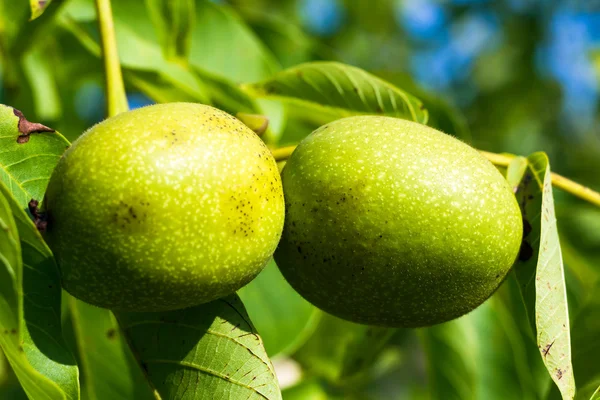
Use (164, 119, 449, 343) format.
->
(1, 0, 599, 399)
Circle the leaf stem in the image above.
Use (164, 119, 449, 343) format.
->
(272, 146, 600, 208)
(95, 0, 128, 118)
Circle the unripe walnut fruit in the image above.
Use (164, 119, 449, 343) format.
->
(275, 116, 522, 327)
(44, 103, 285, 312)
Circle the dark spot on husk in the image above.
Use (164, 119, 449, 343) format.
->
(106, 328, 117, 339)
(13, 108, 55, 144)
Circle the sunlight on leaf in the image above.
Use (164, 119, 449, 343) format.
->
(514, 152, 575, 399)
(115, 294, 281, 400)
(243, 62, 429, 124)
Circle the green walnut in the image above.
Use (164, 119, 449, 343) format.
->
(274, 116, 522, 327)
(44, 103, 285, 312)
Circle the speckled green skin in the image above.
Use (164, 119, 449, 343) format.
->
(274, 116, 522, 327)
(44, 103, 284, 312)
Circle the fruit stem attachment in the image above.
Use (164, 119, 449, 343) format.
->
(236, 113, 269, 136)
(271, 146, 296, 162)
(271, 145, 600, 208)
(95, 0, 128, 117)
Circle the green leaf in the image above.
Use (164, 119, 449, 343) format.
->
(236, 7, 326, 69)
(420, 315, 477, 400)
(0, 350, 27, 399)
(123, 68, 210, 106)
(243, 62, 429, 124)
(10, 0, 65, 58)
(506, 156, 528, 192)
(0, 181, 79, 400)
(375, 71, 470, 140)
(61, 3, 262, 115)
(0, 104, 70, 208)
(29, 0, 53, 20)
(145, 0, 194, 61)
(68, 297, 154, 400)
(422, 93, 470, 141)
(293, 313, 395, 383)
(192, 67, 260, 115)
(479, 279, 548, 400)
(22, 44, 62, 121)
(125, 66, 263, 120)
(552, 280, 600, 400)
(190, 1, 280, 82)
(75, 0, 210, 104)
(97, 0, 275, 100)
(255, 99, 287, 146)
(115, 295, 282, 400)
(0, 182, 21, 343)
(238, 259, 319, 357)
(420, 276, 547, 400)
(61, 15, 211, 106)
(588, 384, 600, 400)
(514, 152, 575, 399)
(0, 1, 29, 46)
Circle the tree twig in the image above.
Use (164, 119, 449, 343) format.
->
(95, 0, 128, 117)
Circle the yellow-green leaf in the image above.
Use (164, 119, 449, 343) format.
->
(514, 152, 575, 399)
(243, 62, 429, 124)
